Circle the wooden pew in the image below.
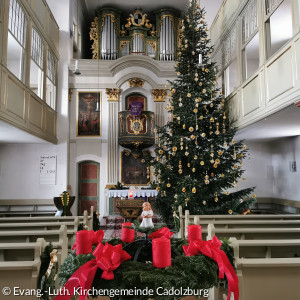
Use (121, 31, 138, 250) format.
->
(229, 237, 300, 259)
(0, 209, 94, 230)
(0, 238, 47, 299)
(207, 224, 300, 240)
(0, 225, 68, 268)
(178, 205, 300, 238)
(0, 199, 56, 217)
(0, 218, 79, 246)
(228, 238, 300, 300)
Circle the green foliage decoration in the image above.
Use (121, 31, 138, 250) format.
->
(37, 243, 56, 300)
(58, 238, 234, 300)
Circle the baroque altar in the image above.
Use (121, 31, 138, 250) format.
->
(106, 189, 158, 219)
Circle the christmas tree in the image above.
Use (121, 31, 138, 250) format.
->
(146, 0, 256, 223)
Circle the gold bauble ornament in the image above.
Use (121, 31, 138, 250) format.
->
(228, 209, 233, 214)
(187, 93, 191, 98)
(203, 201, 207, 205)
(183, 124, 186, 129)
(167, 183, 171, 187)
(172, 146, 177, 152)
(182, 187, 186, 192)
(192, 168, 196, 172)
(200, 161, 204, 165)
(192, 187, 196, 193)
(189, 127, 194, 132)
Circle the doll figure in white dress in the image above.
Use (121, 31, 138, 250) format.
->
(140, 202, 154, 228)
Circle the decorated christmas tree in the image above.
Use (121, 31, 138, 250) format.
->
(146, 0, 256, 222)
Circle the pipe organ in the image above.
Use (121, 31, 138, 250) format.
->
(91, 8, 180, 61)
(101, 14, 117, 60)
(159, 16, 175, 61)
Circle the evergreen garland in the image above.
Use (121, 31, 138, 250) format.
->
(37, 243, 56, 300)
(58, 238, 234, 300)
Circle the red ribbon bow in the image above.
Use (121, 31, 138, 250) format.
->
(72, 230, 104, 250)
(148, 227, 174, 239)
(54, 243, 131, 300)
(183, 236, 239, 300)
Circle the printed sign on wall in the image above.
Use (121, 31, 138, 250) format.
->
(40, 155, 57, 184)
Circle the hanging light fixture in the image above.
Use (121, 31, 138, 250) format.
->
(74, 59, 81, 75)
(73, 0, 81, 75)
(95, 0, 100, 112)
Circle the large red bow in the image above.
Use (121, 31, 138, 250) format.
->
(148, 227, 174, 239)
(72, 230, 104, 250)
(54, 243, 131, 300)
(183, 236, 239, 300)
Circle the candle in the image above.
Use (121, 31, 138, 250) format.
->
(121, 222, 135, 243)
(198, 54, 202, 65)
(188, 225, 202, 242)
(152, 238, 171, 268)
(75, 230, 92, 255)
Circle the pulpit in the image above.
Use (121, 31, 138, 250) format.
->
(106, 189, 158, 219)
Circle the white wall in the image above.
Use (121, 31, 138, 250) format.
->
(237, 140, 273, 198)
(0, 143, 67, 198)
(270, 136, 300, 201)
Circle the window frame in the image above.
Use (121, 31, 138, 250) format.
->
(264, 0, 293, 59)
(6, 0, 27, 82)
(29, 27, 45, 99)
(240, 0, 260, 80)
(46, 49, 57, 110)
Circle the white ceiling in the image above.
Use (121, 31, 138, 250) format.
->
(236, 105, 300, 142)
(84, 0, 223, 27)
(0, 121, 49, 144)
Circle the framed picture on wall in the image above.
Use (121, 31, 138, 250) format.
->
(120, 150, 152, 186)
(77, 91, 101, 137)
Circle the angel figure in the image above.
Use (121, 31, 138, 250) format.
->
(140, 202, 154, 228)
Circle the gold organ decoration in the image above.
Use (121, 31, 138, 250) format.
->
(177, 18, 184, 50)
(127, 78, 145, 88)
(147, 41, 157, 51)
(152, 89, 167, 102)
(89, 17, 98, 59)
(125, 9, 152, 28)
(120, 41, 130, 51)
(105, 88, 121, 101)
(101, 14, 116, 27)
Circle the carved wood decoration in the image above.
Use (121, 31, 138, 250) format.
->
(105, 88, 121, 101)
(90, 17, 98, 59)
(152, 89, 167, 102)
(127, 78, 145, 88)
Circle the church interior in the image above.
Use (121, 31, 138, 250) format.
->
(0, 0, 300, 299)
